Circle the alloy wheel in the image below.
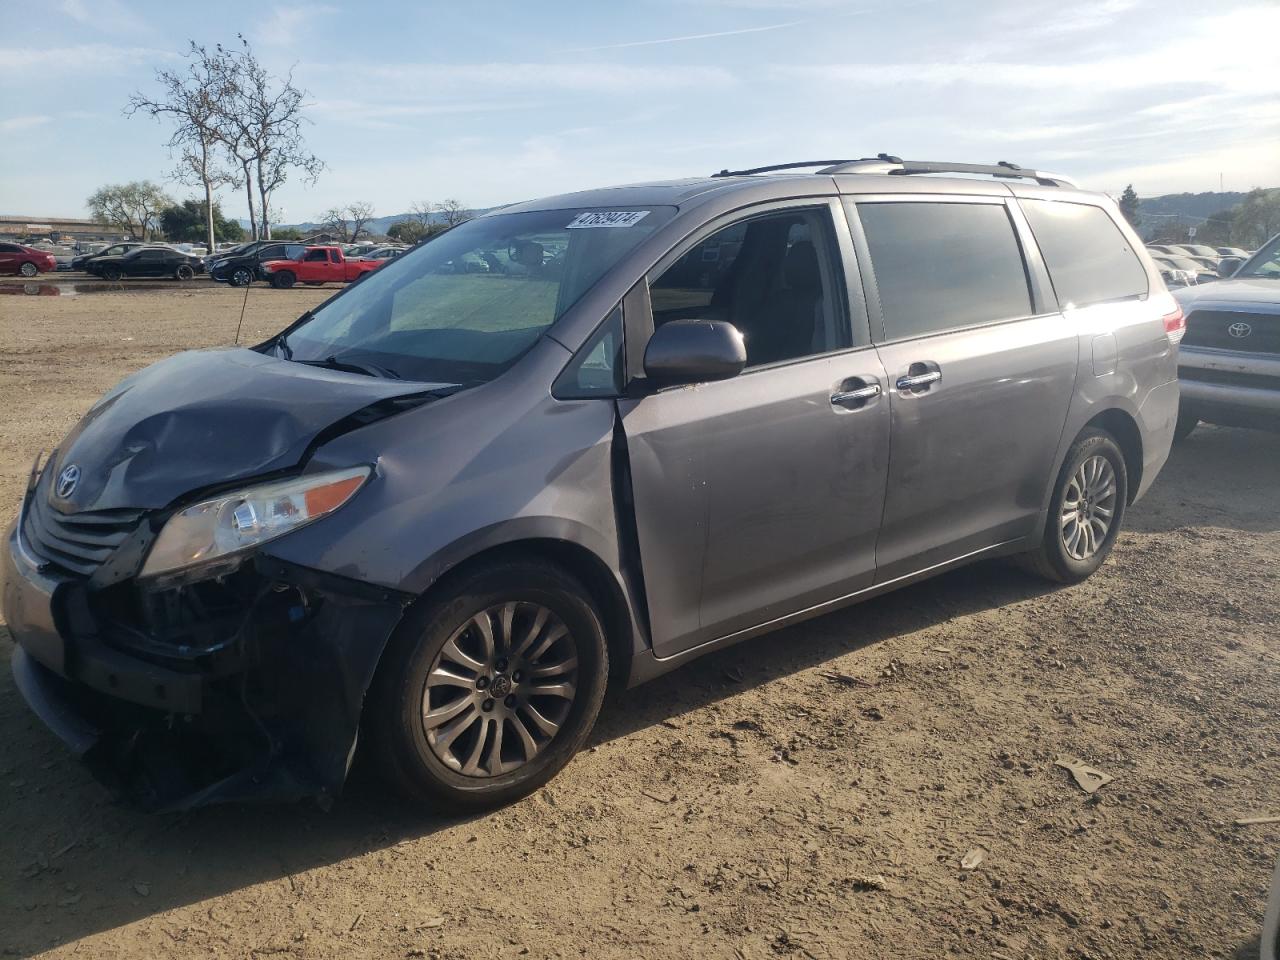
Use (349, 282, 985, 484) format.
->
(422, 602, 579, 778)
(1060, 454, 1117, 560)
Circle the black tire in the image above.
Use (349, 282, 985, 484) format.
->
(368, 561, 609, 810)
(19, 262, 38, 278)
(1173, 406, 1199, 443)
(271, 270, 295, 289)
(101, 266, 122, 282)
(175, 263, 195, 281)
(229, 267, 253, 287)
(1021, 428, 1128, 584)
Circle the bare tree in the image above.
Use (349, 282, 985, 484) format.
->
(435, 198, 470, 228)
(216, 38, 322, 240)
(126, 42, 240, 254)
(87, 182, 172, 239)
(408, 200, 435, 229)
(319, 202, 375, 243)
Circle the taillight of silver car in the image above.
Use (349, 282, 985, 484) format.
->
(1163, 305, 1186, 344)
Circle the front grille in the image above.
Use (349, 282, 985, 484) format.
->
(1182, 310, 1280, 354)
(22, 468, 143, 578)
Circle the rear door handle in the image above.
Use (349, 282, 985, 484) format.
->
(896, 370, 942, 391)
(830, 382, 882, 409)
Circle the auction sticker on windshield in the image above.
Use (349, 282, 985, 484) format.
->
(566, 210, 651, 229)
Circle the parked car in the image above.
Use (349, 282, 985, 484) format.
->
(260, 245, 383, 287)
(352, 245, 408, 261)
(1150, 256, 1197, 287)
(208, 241, 306, 286)
(0, 242, 57, 277)
(3, 157, 1182, 810)
(1216, 246, 1249, 259)
(1161, 254, 1219, 284)
(1180, 243, 1221, 261)
(83, 246, 204, 281)
(70, 241, 147, 271)
(1172, 231, 1280, 438)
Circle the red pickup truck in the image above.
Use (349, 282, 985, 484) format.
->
(260, 245, 383, 288)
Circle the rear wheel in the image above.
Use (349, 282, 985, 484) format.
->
(1021, 429, 1128, 584)
(368, 561, 609, 810)
(270, 270, 296, 289)
(19, 262, 38, 278)
(101, 266, 122, 282)
(229, 266, 253, 287)
(174, 263, 195, 281)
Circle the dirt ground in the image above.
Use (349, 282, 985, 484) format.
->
(1, 278, 1277, 960)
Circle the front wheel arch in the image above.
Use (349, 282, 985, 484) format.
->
(393, 538, 639, 691)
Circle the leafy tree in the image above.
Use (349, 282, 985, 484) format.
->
(1193, 208, 1237, 246)
(1118, 185, 1140, 229)
(87, 181, 172, 238)
(160, 199, 244, 243)
(272, 226, 304, 241)
(387, 218, 446, 244)
(1234, 188, 1280, 246)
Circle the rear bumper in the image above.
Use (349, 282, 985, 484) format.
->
(1133, 378, 1179, 502)
(3, 514, 411, 809)
(1179, 346, 1280, 427)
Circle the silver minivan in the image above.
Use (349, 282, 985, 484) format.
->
(3, 157, 1183, 810)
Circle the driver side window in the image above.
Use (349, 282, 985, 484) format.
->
(648, 208, 849, 368)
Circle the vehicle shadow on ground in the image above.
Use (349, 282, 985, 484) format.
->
(1, 557, 1056, 955)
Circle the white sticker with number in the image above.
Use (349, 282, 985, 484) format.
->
(566, 210, 651, 229)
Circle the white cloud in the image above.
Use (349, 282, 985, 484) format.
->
(0, 44, 170, 72)
(59, 0, 151, 34)
(255, 5, 339, 46)
(564, 20, 806, 51)
(354, 62, 737, 95)
(0, 116, 53, 133)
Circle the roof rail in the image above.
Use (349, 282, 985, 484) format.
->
(820, 157, 1077, 187)
(711, 160, 862, 177)
(712, 154, 1076, 187)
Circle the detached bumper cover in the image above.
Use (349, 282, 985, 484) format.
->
(4, 518, 410, 809)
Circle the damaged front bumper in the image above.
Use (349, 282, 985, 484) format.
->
(3, 513, 410, 810)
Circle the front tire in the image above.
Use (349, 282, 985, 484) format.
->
(19, 262, 38, 278)
(270, 270, 295, 289)
(1021, 429, 1128, 584)
(368, 561, 609, 810)
(174, 263, 195, 281)
(101, 266, 122, 281)
(229, 266, 253, 287)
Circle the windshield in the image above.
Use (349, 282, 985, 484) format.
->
(1238, 234, 1280, 278)
(277, 205, 674, 383)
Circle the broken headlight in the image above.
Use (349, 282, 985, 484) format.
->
(140, 466, 371, 578)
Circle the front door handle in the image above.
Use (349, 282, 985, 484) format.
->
(896, 370, 942, 391)
(830, 382, 882, 409)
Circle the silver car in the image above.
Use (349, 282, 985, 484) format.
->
(2, 157, 1182, 810)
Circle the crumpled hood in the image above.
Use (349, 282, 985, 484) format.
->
(1173, 277, 1280, 310)
(49, 347, 442, 512)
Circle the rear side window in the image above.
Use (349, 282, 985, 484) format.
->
(856, 201, 1032, 341)
(1020, 199, 1148, 307)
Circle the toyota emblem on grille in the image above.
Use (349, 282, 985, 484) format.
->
(55, 464, 81, 498)
(1227, 321, 1252, 339)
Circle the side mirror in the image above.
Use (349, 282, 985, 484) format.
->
(643, 319, 746, 387)
(1218, 257, 1242, 278)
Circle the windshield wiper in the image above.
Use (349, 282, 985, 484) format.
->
(296, 355, 402, 380)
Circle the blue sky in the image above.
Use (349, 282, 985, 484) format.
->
(1, 0, 1276, 222)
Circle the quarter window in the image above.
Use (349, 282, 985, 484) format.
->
(649, 209, 849, 368)
(1020, 199, 1148, 307)
(857, 201, 1032, 341)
